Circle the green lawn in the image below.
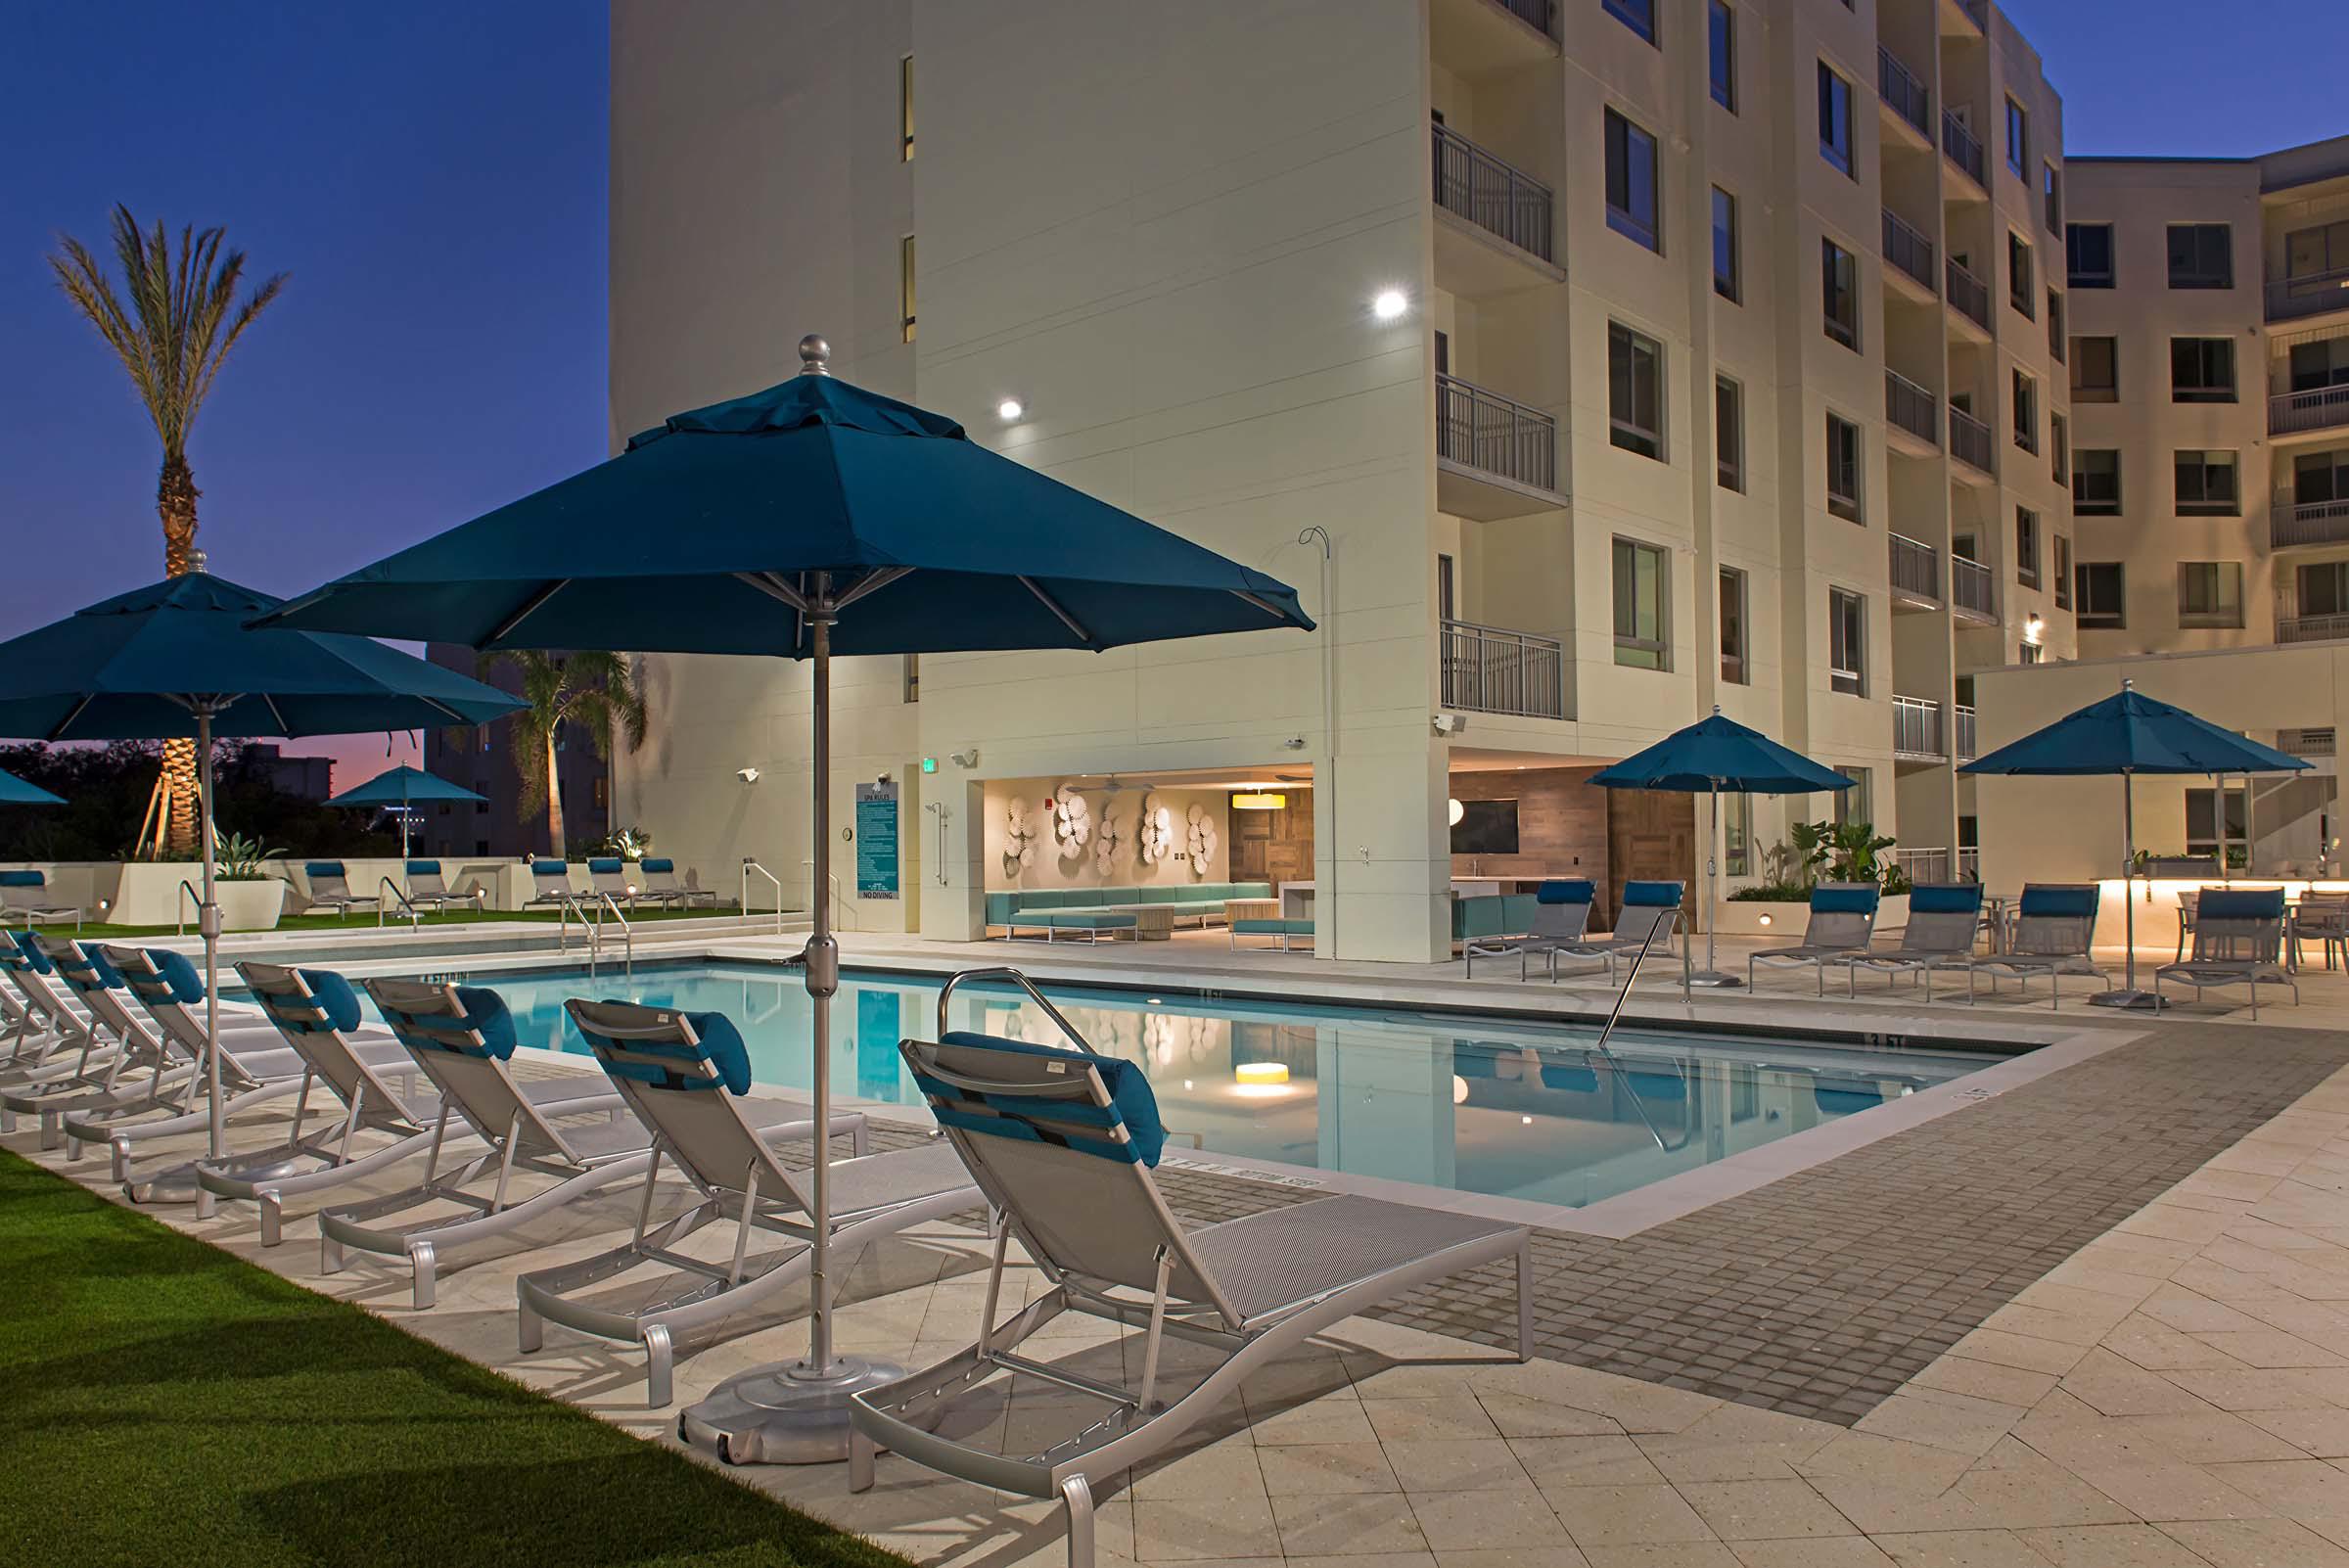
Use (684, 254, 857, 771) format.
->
(0, 1149, 906, 1567)
(37, 904, 782, 941)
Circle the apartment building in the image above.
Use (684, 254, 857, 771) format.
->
(2065, 139, 2349, 657)
(606, 0, 2070, 960)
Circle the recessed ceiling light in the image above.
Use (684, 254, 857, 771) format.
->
(997, 398, 1024, 421)
(1371, 289, 1408, 321)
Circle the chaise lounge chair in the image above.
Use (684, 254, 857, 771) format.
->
(1960, 883, 2109, 1009)
(1835, 883, 1984, 1001)
(1748, 883, 1881, 994)
(299, 861, 380, 920)
(1549, 880, 1686, 985)
(850, 1029, 1532, 1568)
(401, 860, 486, 916)
(2155, 887, 2296, 1019)
(634, 857, 718, 910)
(515, 998, 982, 1407)
(0, 935, 161, 1139)
(522, 859, 578, 911)
(196, 963, 614, 1245)
(0, 869, 82, 932)
(317, 979, 865, 1312)
(1465, 879, 1595, 980)
(0, 931, 101, 1094)
(585, 857, 638, 906)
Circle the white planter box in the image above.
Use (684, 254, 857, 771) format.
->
(210, 879, 288, 932)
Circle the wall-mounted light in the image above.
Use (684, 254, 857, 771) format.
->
(1758, 912, 1773, 927)
(1231, 792, 1287, 811)
(1371, 288, 1408, 321)
(2024, 613, 2045, 647)
(996, 398, 1024, 422)
(1451, 1074, 1469, 1105)
(736, 766, 761, 784)
(1448, 798, 1465, 826)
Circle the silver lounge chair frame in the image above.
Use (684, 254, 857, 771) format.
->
(0, 934, 107, 1098)
(318, 979, 864, 1312)
(2155, 891, 2297, 1019)
(1748, 883, 1881, 993)
(516, 999, 978, 1407)
(1957, 883, 2109, 1009)
(0, 939, 176, 1143)
(1, 871, 83, 932)
(300, 862, 380, 919)
(1464, 883, 1595, 980)
(1834, 885, 1984, 1002)
(851, 1028, 1531, 1568)
(522, 860, 579, 911)
(636, 858, 718, 910)
(402, 862, 486, 915)
(1549, 883, 1685, 985)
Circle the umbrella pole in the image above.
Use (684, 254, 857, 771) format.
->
(200, 709, 223, 1211)
(1686, 784, 1739, 987)
(2093, 768, 2164, 1010)
(680, 599, 908, 1465)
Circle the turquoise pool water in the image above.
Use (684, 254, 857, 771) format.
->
(327, 960, 1995, 1209)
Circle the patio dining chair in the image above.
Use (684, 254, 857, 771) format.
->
(2292, 891, 2349, 973)
(2173, 888, 2201, 964)
(2155, 887, 2296, 1019)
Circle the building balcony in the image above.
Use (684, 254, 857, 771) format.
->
(1877, 46, 1931, 144)
(1890, 533, 1943, 611)
(2281, 725, 2336, 758)
(1950, 0, 1989, 33)
(1886, 370, 1940, 456)
(2273, 492, 2349, 551)
(1946, 256, 1991, 336)
(1941, 111, 1986, 192)
(2269, 267, 2349, 324)
(1951, 555, 1998, 623)
(1430, 0, 1558, 76)
(1955, 703, 1978, 762)
(1898, 847, 1954, 885)
(1949, 405, 1996, 479)
(1894, 695, 1947, 762)
(2279, 612, 2349, 645)
(1436, 373, 1565, 519)
(1883, 208, 1937, 300)
(2272, 383, 2349, 439)
(1431, 122, 1560, 296)
(1958, 846, 1981, 882)
(1441, 618, 1567, 719)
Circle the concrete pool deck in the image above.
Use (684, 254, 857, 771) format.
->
(18, 940, 2349, 1566)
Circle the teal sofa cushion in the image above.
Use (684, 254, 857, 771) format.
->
(1037, 911, 1135, 929)
(986, 893, 1020, 925)
(1233, 918, 1313, 936)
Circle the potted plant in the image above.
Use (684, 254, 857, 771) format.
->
(213, 832, 290, 931)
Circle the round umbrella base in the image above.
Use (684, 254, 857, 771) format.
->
(2088, 989, 2169, 1012)
(1684, 970, 1744, 989)
(678, 1355, 909, 1465)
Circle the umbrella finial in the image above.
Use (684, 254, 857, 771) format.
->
(798, 334, 832, 376)
(186, 548, 208, 576)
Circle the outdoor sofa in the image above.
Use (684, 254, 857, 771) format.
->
(985, 883, 1274, 941)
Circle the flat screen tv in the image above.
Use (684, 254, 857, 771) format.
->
(1451, 798, 1519, 855)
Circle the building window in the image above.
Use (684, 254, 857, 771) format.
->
(902, 653, 920, 703)
(2019, 641, 2045, 666)
(2014, 506, 2041, 588)
(2076, 562, 2126, 628)
(2050, 411, 2067, 486)
(1437, 553, 1454, 621)
(1711, 187, 1739, 301)
(2178, 562, 2245, 628)
(2171, 338, 2237, 403)
(2047, 290, 2064, 362)
(2285, 219, 2349, 291)
(1604, 0, 1656, 45)
(2301, 561, 2349, 618)
(1824, 411, 1863, 523)
(899, 234, 917, 342)
(899, 56, 914, 161)
(2043, 162, 2061, 234)
(1821, 237, 1859, 349)
(1604, 109, 1662, 253)
(1719, 567, 1748, 685)
(2175, 449, 2240, 516)
(2186, 787, 2248, 864)
(2004, 96, 2028, 176)
(1715, 374, 1744, 492)
(2072, 449, 2121, 514)
(2008, 233, 2035, 318)
(1818, 63, 1854, 178)
(1724, 793, 1752, 876)
(2289, 335, 2349, 392)
(2067, 223, 2113, 288)
(2294, 450, 2349, 508)
(1832, 766, 1872, 830)
(1828, 589, 1865, 696)
(1608, 321, 1665, 460)
(1612, 536, 1670, 670)
(1708, 1, 1735, 111)
(592, 776, 609, 809)
(2054, 535, 2073, 610)
(2011, 369, 2038, 454)
(2167, 223, 2234, 289)
(2071, 336, 2117, 401)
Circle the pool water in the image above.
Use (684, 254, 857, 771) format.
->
(334, 960, 1996, 1210)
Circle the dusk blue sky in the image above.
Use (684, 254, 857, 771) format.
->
(0, 1, 2336, 785)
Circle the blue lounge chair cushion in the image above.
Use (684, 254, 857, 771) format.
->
(1623, 881, 1685, 908)
(1910, 884, 1983, 914)
(50, 945, 123, 992)
(588, 857, 623, 875)
(1810, 885, 1880, 914)
(2019, 885, 2097, 919)
(641, 857, 673, 874)
(532, 859, 568, 877)
(295, 969, 366, 1035)
(0, 870, 43, 888)
(1629, 1069, 1688, 1102)
(144, 948, 207, 1006)
(405, 859, 439, 876)
(306, 861, 345, 879)
(3, 931, 51, 972)
(2199, 889, 2285, 920)
(1540, 1062, 1601, 1094)
(932, 1030, 1167, 1167)
(1538, 880, 1595, 905)
(572, 1007, 752, 1095)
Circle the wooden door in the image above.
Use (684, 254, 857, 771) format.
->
(1605, 790, 1695, 931)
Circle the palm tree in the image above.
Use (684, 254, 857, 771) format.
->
(484, 651, 648, 859)
(50, 207, 286, 857)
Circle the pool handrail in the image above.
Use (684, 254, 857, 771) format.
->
(377, 876, 422, 934)
(935, 966, 1094, 1054)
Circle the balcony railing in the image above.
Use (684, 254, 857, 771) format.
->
(1441, 618, 1566, 719)
(1483, 0, 1558, 38)
(1958, 846, 1981, 882)
(2279, 612, 2349, 645)
(1941, 111, 1985, 188)
(1876, 46, 1930, 137)
(2273, 492, 2349, 549)
(1886, 369, 1939, 446)
(1955, 703, 1978, 761)
(2269, 267, 2349, 323)
(1882, 208, 1936, 293)
(1433, 122, 1554, 263)
(1897, 847, 1953, 886)
(1951, 555, 1997, 621)
(1949, 405, 1995, 474)
(1436, 373, 1558, 493)
(1890, 533, 1942, 607)
(2281, 726, 2337, 757)
(1946, 257, 1990, 329)
(1893, 696, 1946, 760)
(2272, 382, 2349, 438)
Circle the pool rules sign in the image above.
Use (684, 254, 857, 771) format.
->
(854, 777, 900, 899)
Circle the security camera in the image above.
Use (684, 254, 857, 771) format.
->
(1281, 735, 1308, 750)
(1432, 713, 1469, 736)
(736, 766, 761, 784)
(950, 748, 981, 768)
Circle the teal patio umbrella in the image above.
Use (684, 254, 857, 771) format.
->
(326, 763, 485, 856)
(1590, 709, 1856, 987)
(0, 767, 67, 806)
(1961, 678, 2309, 1008)
(0, 569, 523, 1183)
(259, 336, 1314, 1461)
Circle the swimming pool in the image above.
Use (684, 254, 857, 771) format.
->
(323, 960, 1997, 1210)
